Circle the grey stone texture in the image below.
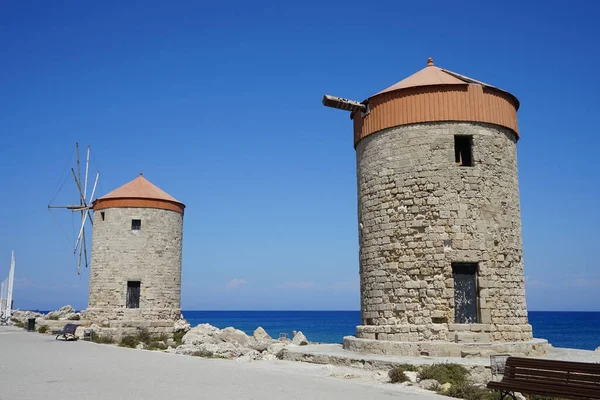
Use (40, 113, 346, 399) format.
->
(354, 122, 532, 343)
(85, 207, 183, 331)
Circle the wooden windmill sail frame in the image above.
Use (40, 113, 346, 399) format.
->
(48, 143, 99, 274)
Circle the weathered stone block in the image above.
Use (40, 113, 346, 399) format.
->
(470, 324, 492, 332)
(448, 324, 471, 332)
(454, 332, 474, 343)
(480, 309, 492, 323)
(472, 333, 490, 343)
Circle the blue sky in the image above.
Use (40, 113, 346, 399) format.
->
(0, 1, 598, 311)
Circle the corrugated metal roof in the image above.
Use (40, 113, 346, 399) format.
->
(99, 173, 182, 204)
(349, 57, 520, 147)
(354, 84, 519, 146)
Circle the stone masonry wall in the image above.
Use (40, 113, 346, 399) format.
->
(355, 122, 532, 343)
(86, 207, 183, 324)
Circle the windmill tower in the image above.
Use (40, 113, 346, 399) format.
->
(48, 143, 99, 274)
(49, 145, 185, 337)
(83, 173, 185, 337)
(323, 58, 548, 357)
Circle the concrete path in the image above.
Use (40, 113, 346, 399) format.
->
(0, 327, 445, 400)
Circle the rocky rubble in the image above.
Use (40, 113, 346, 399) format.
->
(45, 305, 79, 321)
(174, 318, 191, 333)
(10, 305, 82, 331)
(9, 310, 44, 325)
(171, 323, 308, 361)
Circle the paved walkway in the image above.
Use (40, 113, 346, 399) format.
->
(0, 327, 444, 400)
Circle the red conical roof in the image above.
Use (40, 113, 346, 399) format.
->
(93, 173, 185, 214)
(372, 58, 517, 107)
(100, 173, 181, 203)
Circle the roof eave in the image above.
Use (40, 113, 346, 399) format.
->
(92, 197, 186, 209)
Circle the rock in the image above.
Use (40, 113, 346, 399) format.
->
(248, 338, 271, 352)
(182, 324, 221, 345)
(514, 393, 527, 400)
(166, 338, 175, 346)
(63, 312, 81, 321)
(266, 342, 287, 355)
(291, 331, 308, 346)
(46, 305, 75, 320)
(403, 371, 419, 383)
(174, 344, 200, 356)
(177, 341, 246, 358)
(439, 382, 452, 392)
(174, 318, 191, 333)
(219, 327, 249, 346)
(466, 365, 491, 386)
(74, 326, 88, 340)
(253, 327, 271, 341)
(236, 350, 261, 362)
(175, 323, 288, 361)
(10, 310, 44, 324)
(418, 379, 440, 391)
(596, 346, 600, 352)
(136, 343, 146, 350)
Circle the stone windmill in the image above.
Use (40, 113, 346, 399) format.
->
(83, 173, 185, 337)
(323, 58, 548, 357)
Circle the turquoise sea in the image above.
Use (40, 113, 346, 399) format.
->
(183, 310, 600, 351)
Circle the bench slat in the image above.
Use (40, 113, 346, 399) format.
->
(488, 380, 600, 399)
(506, 357, 600, 374)
(509, 366, 600, 384)
(498, 377, 600, 391)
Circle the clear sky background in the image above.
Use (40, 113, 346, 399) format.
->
(1, 1, 598, 311)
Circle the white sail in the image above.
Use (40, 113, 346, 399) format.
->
(0, 251, 15, 322)
(6, 251, 14, 318)
(0, 279, 6, 316)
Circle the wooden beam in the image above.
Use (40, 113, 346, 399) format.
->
(322, 94, 366, 113)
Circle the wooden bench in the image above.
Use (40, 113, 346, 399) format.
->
(487, 356, 600, 399)
(53, 323, 79, 341)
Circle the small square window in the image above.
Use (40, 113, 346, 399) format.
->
(131, 219, 141, 231)
(454, 135, 473, 167)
